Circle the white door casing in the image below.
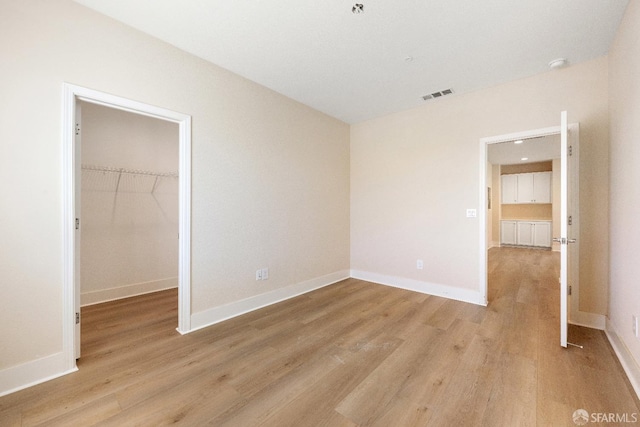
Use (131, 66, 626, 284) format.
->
(479, 119, 580, 346)
(62, 83, 192, 369)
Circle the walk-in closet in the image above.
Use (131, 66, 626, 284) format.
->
(79, 101, 179, 306)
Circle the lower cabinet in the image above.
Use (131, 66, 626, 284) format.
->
(500, 221, 517, 245)
(501, 220, 551, 248)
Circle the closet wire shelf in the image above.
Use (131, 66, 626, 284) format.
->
(81, 164, 178, 194)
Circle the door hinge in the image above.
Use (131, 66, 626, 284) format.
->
(568, 145, 573, 156)
(76, 312, 80, 324)
(75, 123, 80, 136)
(568, 215, 572, 226)
(75, 218, 80, 230)
(568, 285, 572, 296)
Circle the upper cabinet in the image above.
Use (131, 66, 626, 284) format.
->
(501, 171, 552, 204)
(531, 172, 552, 203)
(501, 174, 518, 204)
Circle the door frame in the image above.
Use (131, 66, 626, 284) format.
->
(62, 83, 192, 371)
(478, 124, 580, 321)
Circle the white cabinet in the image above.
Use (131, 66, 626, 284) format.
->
(501, 172, 552, 204)
(516, 222, 535, 246)
(531, 172, 552, 203)
(531, 221, 551, 247)
(501, 220, 551, 248)
(500, 221, 517, 245)
(500, 174, 518, 204)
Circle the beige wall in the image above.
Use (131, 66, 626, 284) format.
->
(0, 0, 349, 373)
(486, 161, 493, 248)
(80, 102, 179, 304)
(608, 1, 640, 371)
(501, 161, 552, 174)
(351, 56, 609, 310)
(501, 204, 552, 221)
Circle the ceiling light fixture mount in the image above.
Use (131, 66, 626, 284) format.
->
(352, 3, 364, 14)
(548, 58, 568, 70)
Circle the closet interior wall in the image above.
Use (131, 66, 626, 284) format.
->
(80, 101, 179, 306)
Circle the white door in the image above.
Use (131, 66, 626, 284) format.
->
(74, 102, 82, 359)
(558, 111, 572, 348)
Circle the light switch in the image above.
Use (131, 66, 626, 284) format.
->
(466, 209, 477, 218)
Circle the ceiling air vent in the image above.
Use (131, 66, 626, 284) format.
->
(422, 88, 454, 101)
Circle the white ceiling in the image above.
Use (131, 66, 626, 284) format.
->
(488, 134, 560, 165)
(74, 0, 628, 124)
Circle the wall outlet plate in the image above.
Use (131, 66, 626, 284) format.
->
(256, 269, 262, 281)
(417, 260, 424, 270)
(633, 315, 639, 338)
(466, 208, 477, 218)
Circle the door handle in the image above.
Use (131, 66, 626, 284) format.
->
(552, 238, 577, 244)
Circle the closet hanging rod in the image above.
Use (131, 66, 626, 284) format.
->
(81, 164, 178, 178)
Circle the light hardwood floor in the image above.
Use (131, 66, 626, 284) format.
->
(1, 247, 638, 426)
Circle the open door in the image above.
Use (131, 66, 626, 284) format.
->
(74, 102, 82, 359)
(557, 110, 575, 348)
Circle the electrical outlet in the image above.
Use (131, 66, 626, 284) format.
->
(633, 315, 639, 338)
(417, 260, 424, 270)
(466, 208, 477, 218)
(256, 269, 262, 281)
(262, 268, 269, 280)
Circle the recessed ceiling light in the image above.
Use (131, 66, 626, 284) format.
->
(521, 157, 529, 161)
(514, 140, 523, 144)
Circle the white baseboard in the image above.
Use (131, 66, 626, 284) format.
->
(81, 277, 178, 306)
(349, 270, 484, 306)
(0, 352, 77, 397)
(570, 310, 606, 330)
(605, 318, 640, 399)
(189, 270, 350, 333)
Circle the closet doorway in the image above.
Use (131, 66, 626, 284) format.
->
(79, 100, 179, 337)
(62, 84, 192, 370)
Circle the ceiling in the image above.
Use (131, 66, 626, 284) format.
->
(488, 134, 560, 165)
(74, 0, 628, 124)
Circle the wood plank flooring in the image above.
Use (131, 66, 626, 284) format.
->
(1, 247, 638, 426)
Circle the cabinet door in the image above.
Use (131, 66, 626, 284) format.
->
(501, 175, 518, 204)
(532, 172, 552, 203)
(500, 221, 517, 245)
(532, 221, 551, 247)
(516, 222, 534, 246)
(516, 173, 534, 203)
